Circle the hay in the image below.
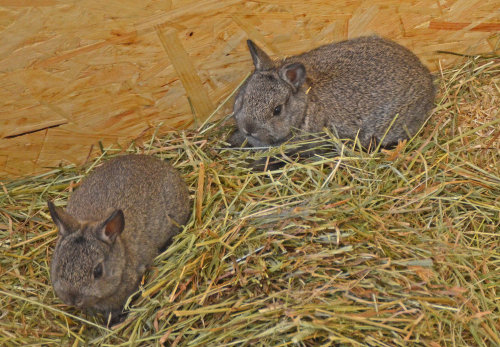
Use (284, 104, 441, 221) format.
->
(1, 54, 499, 346)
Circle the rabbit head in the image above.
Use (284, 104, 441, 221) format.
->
(233, 40, 308, 147)
(48, 201, 127, 313)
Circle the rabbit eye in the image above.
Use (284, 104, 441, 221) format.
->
(93, 263, 103, 279)
(273, 105, 282, 116)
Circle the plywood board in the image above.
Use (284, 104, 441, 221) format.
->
(0, 0, 499, 177)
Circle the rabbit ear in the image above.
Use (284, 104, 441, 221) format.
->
(247, 40, 274, 70)
(47, 201, 79, 237)
(98, 209, 124, 245)
(279, 63, 306, 92)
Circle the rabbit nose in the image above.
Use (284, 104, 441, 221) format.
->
(67, 292, 82, 307)
(74, 297, 84, 308)
(242, 122, 256, 136)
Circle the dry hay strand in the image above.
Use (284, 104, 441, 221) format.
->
(0, 54, 499, 346)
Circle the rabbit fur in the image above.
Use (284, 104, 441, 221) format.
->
(229, 36, 435, 151)
(48, 154, 190, 320)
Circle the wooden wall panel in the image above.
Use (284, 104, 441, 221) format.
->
(0, 0, 499, 177)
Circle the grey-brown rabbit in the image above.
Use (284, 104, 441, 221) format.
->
(47, 154, 190, 320)
(229, 35, 435, 151)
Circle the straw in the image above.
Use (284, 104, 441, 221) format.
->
(0, 53, 498, 346)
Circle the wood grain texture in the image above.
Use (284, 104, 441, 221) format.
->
(155, 26, 214, 124)
(0, 0, 499, 177)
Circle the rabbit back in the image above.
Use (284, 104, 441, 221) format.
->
(289, 36, 435, 146)
(67, 154, 190, 255)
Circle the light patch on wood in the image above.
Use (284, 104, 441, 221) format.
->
(155, 26, 214, 124)
(348, 5, 379, 39)
(232, 14, 280, 55)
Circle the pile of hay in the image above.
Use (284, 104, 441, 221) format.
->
(1, 54, 498, 346)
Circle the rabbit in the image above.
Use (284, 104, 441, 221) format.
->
(229, 35, 435, 155)
(47, 154, 190, 321)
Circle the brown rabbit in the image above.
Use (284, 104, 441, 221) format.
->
(229, 36, 435, 152)
(48, 154, 190, 321)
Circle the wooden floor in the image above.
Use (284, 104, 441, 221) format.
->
(1, 0, 499, 177)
